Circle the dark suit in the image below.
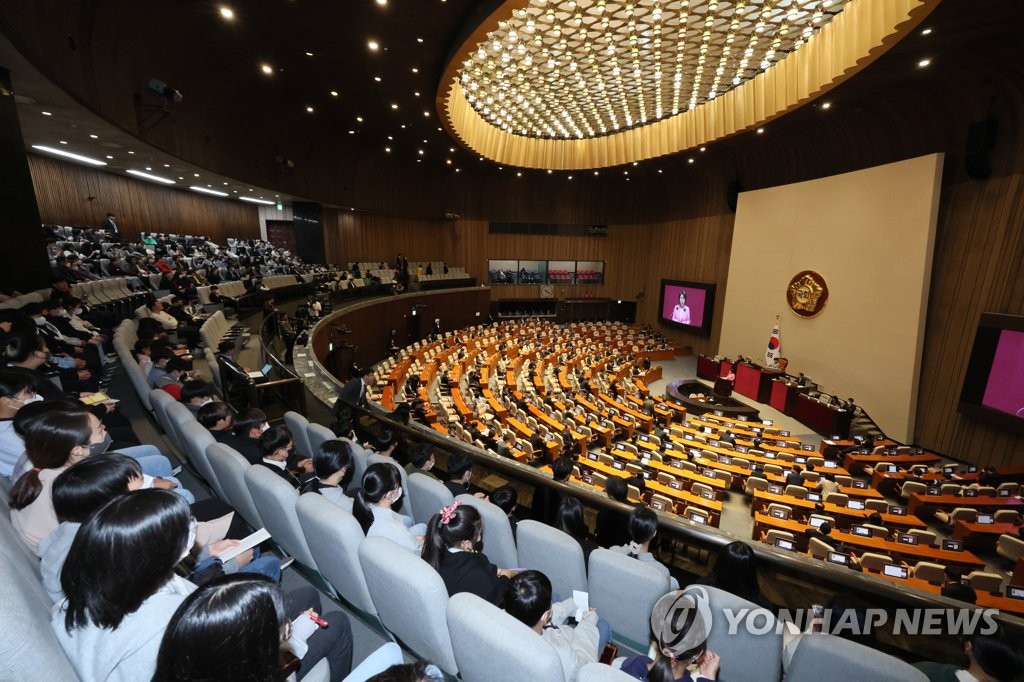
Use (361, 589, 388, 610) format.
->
(337, 377, 367, 409)
(785, 472, 805, 487)
(257, 461, 302, 489)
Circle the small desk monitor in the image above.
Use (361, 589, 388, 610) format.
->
(827, 552, 849, 565)
(883, 563, 909, 579)
(775, 538, 796, 551)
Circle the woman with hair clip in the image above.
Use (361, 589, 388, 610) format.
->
(353, 462, 426, 553)
(300, 439, 355, 512)
(619, 590, 721, 682)
(152, 574, 289, 682)
(556, 496, 600, 564)
(421, 500, 517, 604)
(610, 506, 679, 590)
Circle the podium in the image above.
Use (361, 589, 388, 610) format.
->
(734, 363, 778, 403)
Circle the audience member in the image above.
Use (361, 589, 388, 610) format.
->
(610, 506, 679, 590)
(595, 476, 632, 548)
(535, 455, 574, 525)
(443, 451, 476, 498)
(697, 541, 773, 610)
(619, 590, 720, 682)
(300, 439, 354, 512)
(913, 627, 1023, 682)
(421, 501, 515, 604)
(555, 496, 600, 563)
(405, 443, 439, 481)
(490, 485, 522, 538)
(354, 462, 425, 553)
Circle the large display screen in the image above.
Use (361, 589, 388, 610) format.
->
(959, 313, 1024, 433)
(658, 279, 716, 336)
(487, 259, 603, 285)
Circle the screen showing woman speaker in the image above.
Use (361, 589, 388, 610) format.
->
(658, 279, 716, 336)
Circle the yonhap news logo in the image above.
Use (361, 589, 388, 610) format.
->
(717, 607, 1000, 637)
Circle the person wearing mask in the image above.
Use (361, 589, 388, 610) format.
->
(404, 443, 439, 481)
(354, 462, 425, 553)
(257, 426, 313, 489)
(913, 627, 1022, 682)
(610, 506, 679, 590)
(503, 570, 606, 682)
(299, 439, 354, 512)
(0, 371, 41, 478)
(179, 380, 219, 415)
(421, 501, 516, 604)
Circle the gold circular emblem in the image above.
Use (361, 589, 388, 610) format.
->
(786, 270, 829, 318)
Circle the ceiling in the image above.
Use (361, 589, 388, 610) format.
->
(0, 0, 1021, 218)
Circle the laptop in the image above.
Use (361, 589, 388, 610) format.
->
(967, 465, 978, 473)
(615, 443, 625, 451)
(684, 434, 695, 441)
(703, 427, 713, 434)
(942, 539, 963, 552)
(883, 563, 909, 579)
(714, 410, 725, 417)
(977, 514, 995, 525)
(851, 525, 871, 537)
(765, 451, 777, 459)
(247, 362, 273, 379)
(897, 533, 919, 546)
(847, 500, 866, 510)
(775, 538, 796, 551)
(703, 468, 716, 478)
(780, 430, 791, 437)
(827, 551, 849, 566)
(638, 434, 649, 442)
(943, 466, 956, 475)
(735, 445, 749, 454)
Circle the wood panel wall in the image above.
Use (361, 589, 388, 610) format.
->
(28, 154, 261, 242)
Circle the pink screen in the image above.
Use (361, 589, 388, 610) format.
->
(982, 329, 1024, 417)
(661, 285, 706, 328)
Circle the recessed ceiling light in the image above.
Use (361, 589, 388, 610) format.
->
(240, 196, 275, 205)
(106, 155, 114, 159)
(516, 172, 522, 177)
(127, 169, 175, 184)
(348, 130, 355, 134)
(921, 28, 932, 35)
(330, 90, 339, 97)
(567, 175, 573, 180)
(455, 168, 461, 173)
(306, 106, 314, 113)
(374, 76, 382, 82)
(414, 91, 421, 97)
(385, 147, 391, 152)
(31, 145, 107, 166)
(446, 159, 452, 165)
(418, 149, 425, 155)
(260, 63, 273, 75)
(391, 103, 398, 110)
(89, 134, 98, 139)
(163, 163, 170, 167)
(128, 150, 135, 154)
(41, 111, 52, 116)
(219, 6, 234, 20)
(368, 40, 379, 51)
(190, 185, 228, 197)
(58, 140, 68, 145)
(356, 116, 364, 122)
(376, 0, 386, 5)
(756, 127, 765, 134)
(411, 67, 419, 74)
(194, 173, 200, 177)
(918, 58, 931, 67)
(821, 101, 832, 109)
(416, 37, 424, 43)
(305, 51, 314, 57)
(145, 166, 152, 171)
(388, 136, 394, 140)
(699, 146, 706, 152)
(688, 158, 694, 164)
(423, 111, 430, 117)
(657, 169, 663, 174)
(223, 182, 229, 186)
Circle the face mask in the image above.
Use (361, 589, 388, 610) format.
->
(73, 308, 83, 316)
(423, 459, 434, 471)
(260, 422, 270, 433)
(89, 432, 113, 457)
(199, 397, 214, 407)
(34, 317, 46, 326)
(392, 486, 403, 502)
(21, 394, 42, 406)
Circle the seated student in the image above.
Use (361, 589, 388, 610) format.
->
(354, 462, 426, 553)
(0, 370, 41, 478)
(223, 407, 269, 463)
(154, 574, 353, 682)
(619, 590, 721, 682)
(697, 541, 773, 610)
(179, 380, 219, 415)
(300, 439, 355, 512)
(816, 473, 839, 496)
(155, 356, 190, 396)
(595, 476, 632, 548)
(535, 455, 574, 525)
(42, 454, 279, 603)
(490, 484, 522, 538)
(785, 465, 805, 487)
(610, 506, 679, 590)
(147, 347, 176, 389)
(556, 496, 600, 564)
(504, 570, 605, 682)
(421, 501, 516, 604)
(913, 626, 1023, 682)
(405, 443, 439, 481)
(258, 426, 313, 489)
(366, 662, 446, 682)
(443, 451, 478, 498)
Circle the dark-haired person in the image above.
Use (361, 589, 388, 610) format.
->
(556, 496, 600, 564)
(198, 399, 234, 437)
(535, 455, 574, 525)
(354, 462, 425, 553)
(154, 573, 353, 682)
(337, 366, 375, 411)
(258, 425, 313, 489)
(619, 590, 720, 682)
(180, 379, 219, 415)
(405, 442, 439, 481)
(914, 627, 1023, 682)
(366, 661, 445, 682)
(490, 484, 522, 538)
(697, 541, 773, 610)
(610, 506, 679, 590)
(443, 451, 481, 498)
(421, 500, 516, 604)
(300, 439, 355, 511)
(504, 569, 605, 682)
(595, 476, 632, 548)
(223, 407, 270, 463)
(0, 370, 40, 478)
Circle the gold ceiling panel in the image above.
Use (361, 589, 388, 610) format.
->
(438, 0, 939, 169)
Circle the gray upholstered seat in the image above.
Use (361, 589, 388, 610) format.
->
(786, 633, 928, 682)
(179, 420, 222, 498)
(206, 442, 263, 529)
(408, 472, 454, 526)
(588, 548, 672, 651)
(296, 493, 377, 617)
(307, 423, 337, 453)
(446, 592, 566, 682)
(244, 465, 319, 570)
(285, 411, 313, 459)
(359, 536, 458, 675)
(0, 553, 78, 681)
(164, 401, 196, 459)
(149, 388, 176, 436)
(578, 662, 638, 682)
(516, 520, 588, 598)
(683, 584, 782, 682)
(456, 493, 518, 569)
